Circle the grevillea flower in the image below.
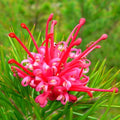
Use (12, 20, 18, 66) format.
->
(8, 13, 118, 107)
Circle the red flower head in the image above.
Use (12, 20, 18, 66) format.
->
(8, 13, 118, 107)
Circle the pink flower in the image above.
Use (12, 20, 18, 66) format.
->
(8, 13, 118, 107)
(35, 92, 49, 107)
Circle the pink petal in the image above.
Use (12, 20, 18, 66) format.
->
(61, 93, 69, 105)
(21, 76, 31, 87)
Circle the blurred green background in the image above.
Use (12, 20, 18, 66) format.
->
(0, 0, 120, 119)
(0, 0, 120, 71)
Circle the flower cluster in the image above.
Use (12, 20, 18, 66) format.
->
(8, 13, 118, 107)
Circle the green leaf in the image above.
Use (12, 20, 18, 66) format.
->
(30, 97, 41, 120)
(66, 107, 73, 120)
(72, 112, 97, 120)
(33, 31, 41, 52)
(112, 114, 120, 120)
(8, 37, 20, 62)
(79, 93, 108, 120)
(0, 107, 8, 120)
(28, 24, 36, 50)
(100, 90, 115, 120)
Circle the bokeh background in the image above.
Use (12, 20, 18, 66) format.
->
(0, 0, 120, 69)
(0, 0, 120, 119)
(0, 0, 120, 70)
